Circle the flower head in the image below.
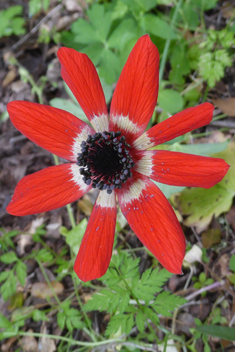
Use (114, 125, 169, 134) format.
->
(7, 35, 229, 282)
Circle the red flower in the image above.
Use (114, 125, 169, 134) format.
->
(7, 35, 229, 282)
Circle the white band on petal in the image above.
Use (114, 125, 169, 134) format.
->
(91, 114, 109, 132)
(135, 152, 153, 177)
(71, 125, 95, 158)
(111, 115, 141, 135)
(70, 163, 90, 191)
(119, 178, 146, 204)
(133, 132, 154, 150)
(96, 190, 116, 208)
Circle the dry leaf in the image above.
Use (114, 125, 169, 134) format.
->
(2, 68, 17, 87)
(20, 329, 38, 352)
(213, 98, 235, 116)
(31, 281, 64, 299)
(40, 324, 56, 352)
(213, 254, 230, 278)
(77, 194, 94, 216)
(201, 228, 221, 249)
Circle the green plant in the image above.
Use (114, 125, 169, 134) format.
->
(28, 0, 51, 16)
(0, 5, 26, 38)
(192, 272, 214, 296)
(84, 252, 186, 337)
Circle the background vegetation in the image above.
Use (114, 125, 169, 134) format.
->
(0, 0, 235, 351)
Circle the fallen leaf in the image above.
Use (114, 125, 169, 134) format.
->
(225, 205, 235, 231)
(31, 281, 64, 299)
(213, 254, 230, 278)
(2, 68, 17, 87)
(178, 142, 235, 232)
(20, 329, 38, 352)
(213, 98, 235, 116)
(40, 324, 56, 352)
(77, 194, 93, 216)
(201, 228, 222, 249)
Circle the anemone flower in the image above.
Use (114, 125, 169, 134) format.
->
(7, 35, 229, 282)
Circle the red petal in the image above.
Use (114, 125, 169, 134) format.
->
(57, 47, 108, 131)
(136, 150, 230, 188)
(74, 191, 116, 282)
(7, 101, 95, 162)
(7, 164, 91, 216)
(117, 173, 186, 274)
(110, 35, 159, 144)
(134, 103, 214, 150)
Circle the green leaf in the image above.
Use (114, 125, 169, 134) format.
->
(179, 185, 233, 233)
(15, 261, 27, 286)
(84, 290, 111, 312)
(158, 89, 184, 114)
(0, 271, 10, 283)
(62, 218, 88, 256)
(50, 98, 88, 123)
(199, 51, 232, 88)
(111, 0, 128, 20)
(193, 0, 219, 11)
(119, 253, 140, 280)
(152, 291, 186, 316)
(105, 312, 135, 336)
(108, 19, 138, 50)
(196, 325, 235, 341)
(229, 255, 235, 273)
(175, 3, 199, 29)
(0, 271, 17, 301)
(140, 14, 177, 39)
(169, 44, 191, 84)
(99, 48, 120, 84)
(135, 310, 145, 332)
(57, 311, 66, 330)
(154, 182, 185, 199)
(35, 249, 54, 263)
(0, 5, 26, 37)
(66, 308, 83, 331)
(179, 142, 235, 232)
(72, 19, 98, 44)
(0, 251, 18, 264)
(87, 4, 113, 42)
(143, 306, 159, 325)
(169, 141, 229, 156)
(32, 309, 48, 322)
(81, 43, 104, 66)
(0, 313, 12, 328)
(132, 268, 172, 303)
(29, 0, 50, 16)
(84, 288, 130, 314)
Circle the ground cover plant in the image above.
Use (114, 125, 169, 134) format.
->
(0, 0, 235, 351)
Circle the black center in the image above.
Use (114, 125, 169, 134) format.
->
(76, 131, 135, 194)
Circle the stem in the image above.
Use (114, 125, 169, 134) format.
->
(72, 275, 98, 342)
(66, 204, 76, 229)
(159, 0, 183, 84)
(116, 267, 160, 343)
(185, 281, 225, 301)
(2, 331, 124, 347)
(37, 260, 62, 307)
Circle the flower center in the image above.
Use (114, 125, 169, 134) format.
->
(77, 131, 135, 194)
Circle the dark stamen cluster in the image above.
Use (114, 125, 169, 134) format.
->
(76, 131, 135, 194)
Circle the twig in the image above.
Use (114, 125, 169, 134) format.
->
(185, 281, 225, 301)
(229, 313, 235, 327)
(11, 4, 63, 51)
(209, 120, 235, 128)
